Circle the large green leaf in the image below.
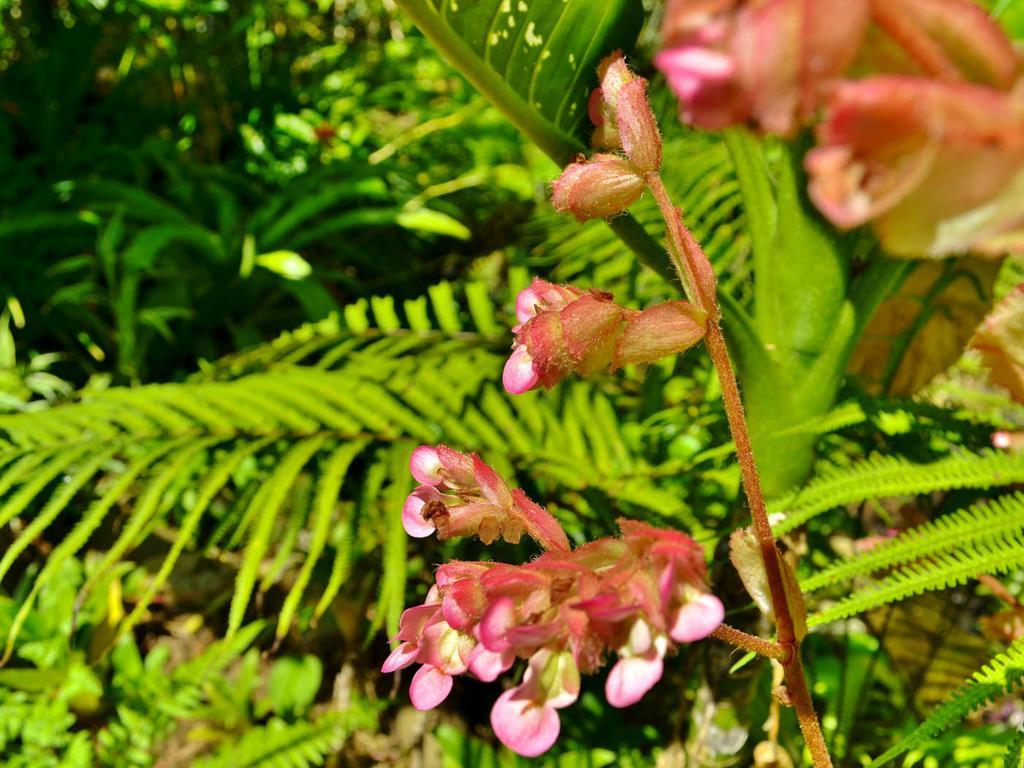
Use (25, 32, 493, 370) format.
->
(396, 0, 642, 162)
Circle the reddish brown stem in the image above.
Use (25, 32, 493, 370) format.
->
(646, 173, 833, 768)
(712, 623, 789, 661)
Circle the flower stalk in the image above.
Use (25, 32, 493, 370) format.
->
(647, 167, 834, 768)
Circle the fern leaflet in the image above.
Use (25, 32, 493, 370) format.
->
(771, 450, 1024, 534)
(809, 530, 1024, 627)
(869, 639, 1024, 767)
(801, 493, 1024, 593)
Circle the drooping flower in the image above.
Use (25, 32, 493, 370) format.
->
(503, 278, 707, 395)
(402, 445, 570, 552)
(386, 450, 724, 756)
(971, 284, 1024, 402)
(805, 77, 1024, 257)
(655, 0, 871, 135)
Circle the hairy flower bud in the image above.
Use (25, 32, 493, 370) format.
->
(504, 278, 707, 394)
(589, 52, 662, 172)
(551, 154, 646, 222)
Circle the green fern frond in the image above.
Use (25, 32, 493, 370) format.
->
(0, 274, 714, 653)
(193, 707, 378, 768)
(771, 450, 1024, 535)
(1005, 728, 1024, 768)
(808, 530, 1024, 627)
(801, 493, 1024, 593)
(869, 638, 1024, 767)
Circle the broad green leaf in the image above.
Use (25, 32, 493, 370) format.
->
(396, 0, 642, 161)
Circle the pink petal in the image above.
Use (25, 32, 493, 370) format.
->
(402, 486, 443, 538)
(410, 445, 443, 485)
(605, 654, 664, 708)
(502, 346, 540, 395)
(515, 287, 543, 323)
(669, 593, 724, 643)
(381, 641, 419, 673)
(467, 645, 515, 682)
(479, 597, 516, 652)
(396, 603, 442, 642)
(409, 664, 453, 711)
(490, 687, 561, 758)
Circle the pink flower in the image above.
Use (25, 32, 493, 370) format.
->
(504, 278, 707, 394)
(866, 0, 1020, 88)
(401, 445, 570, 551)
(656, 0, 870, 135)
(806, 77, 1024, 256)
(384, 508, 724, 756)
(491, 649, 580, 757)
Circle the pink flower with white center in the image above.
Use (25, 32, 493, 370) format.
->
(605, 619, 669, 708)
(490, 649, 580, 757)
(503, 278, 707, 395)
(385, 490, 725, 756)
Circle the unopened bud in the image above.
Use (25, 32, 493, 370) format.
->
(615, 301, 707, 367)
(589, 51, 662, 172)
(551, 154, 645, 222)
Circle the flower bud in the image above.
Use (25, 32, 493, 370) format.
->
(551, 154, 645, 222)
(616, 301, 708, 367)
(505, 279, 707, 392)
(589, 51, 662, 172)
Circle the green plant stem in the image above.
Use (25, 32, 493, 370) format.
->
(712, 623, 789, 661)
(646, 172, 833, 768)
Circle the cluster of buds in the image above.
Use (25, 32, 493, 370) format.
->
(655, 0, 1024, 257)
(386, 448, 724, 757)
(502, 278, 707, 395)
(551, 52, 662, 223)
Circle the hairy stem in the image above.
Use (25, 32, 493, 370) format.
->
(646, 173, 833, 768)
(712, 623, 789, 661)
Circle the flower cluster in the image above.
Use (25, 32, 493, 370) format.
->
(552, 52, 662, 222)
(502, 278, 707, 395)
(655, 0, 1024, 257)
(386, 448, 724, 757)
